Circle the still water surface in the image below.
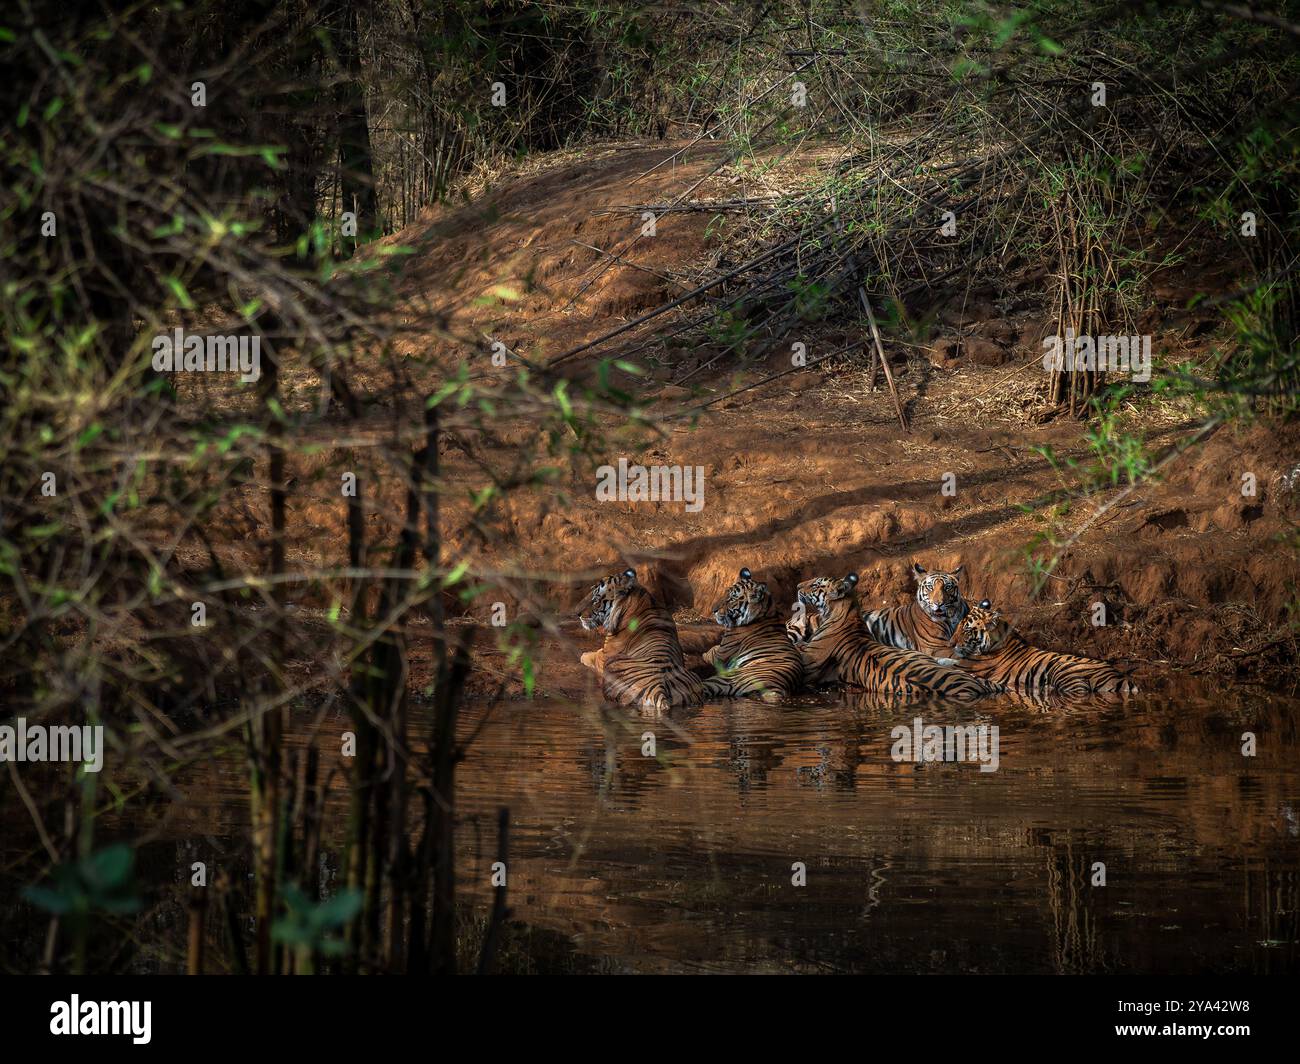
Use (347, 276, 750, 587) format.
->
(452, 687, 1300, 973)
(23, 684, 1293, 973)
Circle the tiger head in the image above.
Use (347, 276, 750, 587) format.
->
(710, 568, 774, 628)
(796, 572, 859, 620)
(913, 562, 965, 623)
(579, 568, 643, 633)
(950, 600, 1012, 659)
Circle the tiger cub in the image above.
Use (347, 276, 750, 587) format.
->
(702, 568, 804, 702)
(861, 562, 969, 657)
(950, 600, 1138, 696)
(794, 573, 999, 702)
(579, 568, 704, 710)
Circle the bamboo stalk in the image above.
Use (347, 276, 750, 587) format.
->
(428, 629, 473, 975)
(477, 807, 511, 975)
(187, 886, 208, 975)
(219, 873, 250, 977)
(859, 286, 909, 433)
(249, 349, 286, 976)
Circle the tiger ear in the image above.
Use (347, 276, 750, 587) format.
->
(739, 567, 751, 580)
(979, 599, 991, 609)
(911, 562, 926, 578)
(951, 564, 964, 579)
(845, 573, 859, 587)
(623, 568, 636, 581)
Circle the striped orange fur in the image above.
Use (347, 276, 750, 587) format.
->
(951, 601, 1138, 696)
(578, 568, 704, 710)
(794, 573, 1000, 702)
(861, 562, 969, 657)
(702, 568, 804, 702)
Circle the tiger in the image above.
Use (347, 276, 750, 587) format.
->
(793, 573, 1000, 702)
(785, 600, 817, 643)
(578, 568, 704, 710)
(861, 562, 970, 658)
(949, 600, 1138, 696)
(701, 568, 804, 702)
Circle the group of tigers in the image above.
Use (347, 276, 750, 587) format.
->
(578, 563, 1137, 710)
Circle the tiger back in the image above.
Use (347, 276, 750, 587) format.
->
(950, 601, 1138, 696)
(796, 573, 999, 702)
(578, 568, 704, 710)
(861, 562, 969, 657)
(702, 568, 804, 702)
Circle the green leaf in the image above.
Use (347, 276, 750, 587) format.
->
(22, 885, 72, 914)
(553, 380, 572, 420)
(163, 276, 195, 310)
(427, 381, 461, 408)
(86, 845, 133, 890)
(314, 890, 362, 927)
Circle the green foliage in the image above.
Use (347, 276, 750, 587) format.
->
(704, 307, 751, 355)
(787, 275, 831, 322)
(1083, 390, 1154, 488)
(22, 844, 141, 918)
(271, 886, 362, 957)
(1220, 282, 1300, 418)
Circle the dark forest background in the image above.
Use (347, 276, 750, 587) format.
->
(2, 0, 1298, 974)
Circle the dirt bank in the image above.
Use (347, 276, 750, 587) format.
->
(456, 410, 1300, 700)
(178, 141, 1300, 697)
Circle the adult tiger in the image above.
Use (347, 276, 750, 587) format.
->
(861, 562, 969, 657)
(949, 600, 1138, 695)
(578, 568, 704, 710)
(785, 600, 817, 643)
(702, 568, 804, 702)
(795, 573, 999, 702)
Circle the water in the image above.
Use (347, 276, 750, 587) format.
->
(453, 687, 1300, 973)
(7, 686, 1297, 974)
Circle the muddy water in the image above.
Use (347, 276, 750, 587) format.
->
(11, 686, 1295, 973)
(453, 688, 1300, 973)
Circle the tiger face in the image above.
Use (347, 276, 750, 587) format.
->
(711, 568, 773, 628)
(913, 562, 965, 623)
(579, 568, 639, 633)
(796, 572, 859, 619)
(950, 600, 1011, 658)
